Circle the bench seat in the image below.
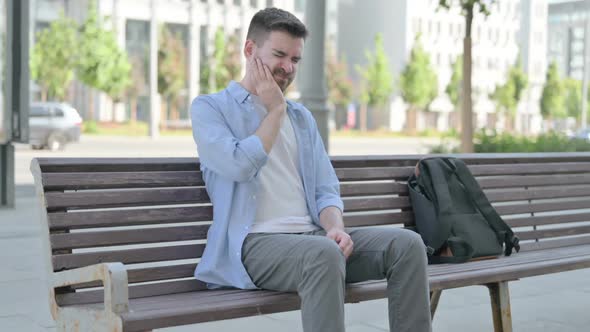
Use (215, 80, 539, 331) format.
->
(57, 243, 590, 332)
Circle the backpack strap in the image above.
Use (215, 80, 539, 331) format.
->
(428, 236, 474, 264)
(448, 158, 521, 256)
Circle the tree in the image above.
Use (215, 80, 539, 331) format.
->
(564, 79, 582, 124)
(127, 55, 147, 122)
(446, 55, 463, 110)
(211, 28, 242, 91)
(439, 0, 496, 152)
(540, 62, 566, 123)
(30, 14, 78, 101)
(158, 25, 187, 123)
(356, 33, 394, 131)
(77, 0, 131, 121)
(490, 57, 528, 131)
(326, 45, 353, 130)
(399, 34, 438, 134)
(224, 34, 242, 85)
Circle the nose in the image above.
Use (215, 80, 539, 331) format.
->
(281, 61, 294, 74)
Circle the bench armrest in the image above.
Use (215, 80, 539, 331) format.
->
(53, 262, 129, 314)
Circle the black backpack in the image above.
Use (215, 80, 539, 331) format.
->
(407, 157, 520, 264)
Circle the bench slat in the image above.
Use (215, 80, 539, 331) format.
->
(343, 212, 412, 227)
(478, 173, 590, 189)
(342, 196, 410, 212)
(520, 234, 590, 251)
(45, 188, 211, 210)
(468, 162, 590, 176)
(495, 198, 590, 215)
(340, 182, 404, 196)
(57, 279, 208, 306)
(73, 263, 200, 289)
(50, 225, 210, 250)
(37, 158, 199, 173)
(42, 171, 205, 190)
(53, 244, 206, 270)
(507, 212, 590, 228)
(485, 186, 590, 202)
(517, 225, 590, 241)
(336, 167, 414, 181)
(428, 244, 590, 275)
(48, 206, 213, 231)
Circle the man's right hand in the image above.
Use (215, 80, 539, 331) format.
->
(250, 57, 286, 115)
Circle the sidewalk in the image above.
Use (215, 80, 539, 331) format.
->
(2, 184, 589, 332)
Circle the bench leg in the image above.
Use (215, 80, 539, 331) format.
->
(430, 290, 443, 319)
(487, 281, 512, 332)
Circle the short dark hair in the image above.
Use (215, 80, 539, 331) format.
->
(246, 8, 308, 45)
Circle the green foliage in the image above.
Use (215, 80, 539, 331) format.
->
(399, 34, 438, 110)
(30, 13, 78, 100)
(446, 55, 462, 108)
(199, 60, 211, 94)
(326, 46, 353, 108)
(356, 33, 394, 107)
(224, 34, 242, 85)
(510, 57, 528, 103)
(158, 25, 187, 99)
(540, 61, 566, 120)
(473, 129, 590, 153)
(490, 79, 516, 115)
(77, 0, 131, 99)
(438, 0, 495, 16)
(564, 78, 583, 119)
(208, 27, 242, 92)
(83, 120, 99, 134)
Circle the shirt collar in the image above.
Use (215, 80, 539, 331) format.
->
(227, 80, 251, 104)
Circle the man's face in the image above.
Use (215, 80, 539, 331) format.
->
(250, 30, 304, 92)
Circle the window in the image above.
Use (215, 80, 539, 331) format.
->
(266, 0, 273, 7)
(295, 0, 305, 12)
(29, 106, 50, 118)
(234, 0, 241, 5)
(217, 0, 224, 4)
(250, 0, 256, 8)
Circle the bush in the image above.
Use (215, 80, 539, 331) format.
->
(473, 129, 590, 153)
(83, 120, 99, 134)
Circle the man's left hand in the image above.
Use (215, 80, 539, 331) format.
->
(326, 229, 354, 259)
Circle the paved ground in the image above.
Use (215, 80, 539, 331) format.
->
(1, 136, 589, 331)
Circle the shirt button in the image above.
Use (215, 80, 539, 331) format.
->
(252, 195, 256, 199)
(236, 252, 240, 256)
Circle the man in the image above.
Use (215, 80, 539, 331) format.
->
(190, 8, 432, 332)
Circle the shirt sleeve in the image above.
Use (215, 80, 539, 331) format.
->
(191, 95, 268, 182)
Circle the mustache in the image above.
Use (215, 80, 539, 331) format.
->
(273, 68, 292, 79)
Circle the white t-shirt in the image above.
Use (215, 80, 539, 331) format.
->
(248, 96, 321, 233)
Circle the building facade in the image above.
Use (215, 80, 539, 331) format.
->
(31, 0, 304, 123)
(338, 0, 548, 134)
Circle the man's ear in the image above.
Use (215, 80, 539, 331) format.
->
(244, 39, 255, 58)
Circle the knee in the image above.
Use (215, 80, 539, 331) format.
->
(388, 229, 427, 263)
(303, 239, 346, 277)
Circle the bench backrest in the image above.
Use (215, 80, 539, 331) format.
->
(31, 153, 590, 306)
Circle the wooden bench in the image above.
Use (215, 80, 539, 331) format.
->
(31, 153, 590, 332)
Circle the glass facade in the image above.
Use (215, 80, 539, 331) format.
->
(0, 0, 6, 143)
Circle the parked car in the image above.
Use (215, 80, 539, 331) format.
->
(29, 102, 83, 151)
(572, 128, 590, 142)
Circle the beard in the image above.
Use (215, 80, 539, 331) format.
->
(272, 68, 294, 92)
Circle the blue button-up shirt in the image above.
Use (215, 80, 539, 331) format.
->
(190, 81, 344, 290)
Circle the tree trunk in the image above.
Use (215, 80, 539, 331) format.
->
(41, 88, 47, 102)
(461, 6, 474, 152)
(406, 106, 417, 135)
(130, 97, 138, 123)
(88, 90, 95, 121)
(360, 103, 367, 132)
